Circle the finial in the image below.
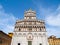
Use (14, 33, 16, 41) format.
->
(29, 8, 32, 11)
(30, 8, 32, 10)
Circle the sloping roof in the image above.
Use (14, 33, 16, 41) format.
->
(0, 30, 12, 40)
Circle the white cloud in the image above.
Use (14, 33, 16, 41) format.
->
(0, 5, 18, 33)
(45, 6, 60, 37)
(46, 15, 60, 27)
(47, 27, 60, 37)
(0, 5, 3, 9)
(32, 0, 60, 37)
(45, 5, 60, 27)
(38, 5, 60, 37)
(57, 5, 60, 11)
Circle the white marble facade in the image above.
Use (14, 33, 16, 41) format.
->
(11, 9, 49, 45)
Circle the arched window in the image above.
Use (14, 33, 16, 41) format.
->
(19, 28, 21, 31)
(18, 43, 20, 45)
(40, 28, 41, 31)
(0, 40, 2, 44)
(40, 43, 42, 45)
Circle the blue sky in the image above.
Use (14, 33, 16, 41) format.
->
(0, 0, 60, 37)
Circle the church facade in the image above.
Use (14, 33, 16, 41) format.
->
(11, 9, 49, 45)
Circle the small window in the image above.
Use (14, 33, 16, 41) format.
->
(29, 17, 31, 19)
(19, 28, 21, 31)
(40, 28, 41, 31)
(0, 40, 2, 44)
(28, 26, 32, 31)
(29, 22, 32, 25)
(29, 28, 32, 31)
(18, 43, 20, 45)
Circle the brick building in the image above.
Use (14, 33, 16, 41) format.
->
(48, 35, 60, 45)
(0, 30, 12, 45)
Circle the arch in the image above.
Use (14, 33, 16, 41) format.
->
(40, 43, 42, 45)
(19, 28, 21, 31)
(18, 43, 20, 45)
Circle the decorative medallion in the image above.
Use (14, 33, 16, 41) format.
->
(27, 33, 33, 40)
